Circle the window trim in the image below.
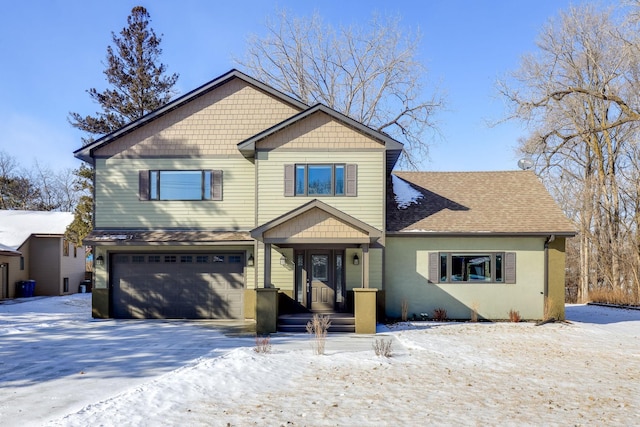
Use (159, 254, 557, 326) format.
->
(139, 169, 222, 201)
(287, 163, 355, 197)
(431, 252, 516, 284)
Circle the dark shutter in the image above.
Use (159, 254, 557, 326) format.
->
(429, 252, 439, 283)
(505, 252, 516, 284)
(212, 170, 223, 201)
(345, 164, 357, 196)
(284, 164, 295, 196)
(138, 170, 149, 201)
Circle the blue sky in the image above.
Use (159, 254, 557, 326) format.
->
(0, 0, 612, 172)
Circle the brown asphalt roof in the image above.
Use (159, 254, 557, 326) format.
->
(388, 171, 576, 235)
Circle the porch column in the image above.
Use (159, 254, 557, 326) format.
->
(264, 243, 272, 288)
(362, 244, 369, 288)
(256, 242, 278, 334)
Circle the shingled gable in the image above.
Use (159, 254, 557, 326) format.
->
(251, 199, 382, 245)
(387, 171, 576, 236)
(73, 69, 308, 163)
(237, 103, 404, 171)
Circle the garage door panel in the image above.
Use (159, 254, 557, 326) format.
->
(112, 253, 245, 319)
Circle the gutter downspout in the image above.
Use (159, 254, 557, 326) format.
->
(544, 235, 556, 299)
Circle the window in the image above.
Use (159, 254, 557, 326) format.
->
(73, 246, 77, 258)
(148, 255, 161, 263)
(139, 170, 222, 201)
(180, 255, 193, 263)
(63, 239, 69, 257)
(285, 164, 356, 196)
(196, 255, 209, 264)
(431, 252, 515, 284)
(132, 255, 145, 263)
(20, 257, 24, 271)
(164, 255, 177, 263)
(63, 277, 69, 293)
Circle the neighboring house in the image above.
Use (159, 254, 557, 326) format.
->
(74, 69, 575, 324)
(0, 210, 86, 298)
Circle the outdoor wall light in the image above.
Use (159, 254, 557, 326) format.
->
(280, 255, 287, 266)
(95, 255, 105, 267)
(247, 254, 254, 267)
(353, 254, 360, 265)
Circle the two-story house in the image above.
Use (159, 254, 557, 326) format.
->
(74, 69, 575, 327)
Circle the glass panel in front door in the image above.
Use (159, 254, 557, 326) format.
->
(312, 255, 328, 280)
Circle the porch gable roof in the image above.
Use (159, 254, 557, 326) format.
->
(251, 199, 382, 245)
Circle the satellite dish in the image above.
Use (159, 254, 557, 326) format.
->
(517, 158, 534, 170)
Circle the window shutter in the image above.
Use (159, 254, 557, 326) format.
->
(345, 164, 357, 196)
(138, 170, 149, 201)
(429, 252, 439, 283)
(211, 170, 223, 201)
(284, 164, 295, 196)
(505, 252, 516, 284)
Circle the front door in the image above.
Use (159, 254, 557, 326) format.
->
(310, 252, 334, 311)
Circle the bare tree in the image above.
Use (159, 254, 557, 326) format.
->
(499, 4, 640, 303)
(0, 151, 80, 212)
(29, 162, 79, 212)
(237, 10, 443, 169)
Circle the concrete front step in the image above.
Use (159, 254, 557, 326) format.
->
(277, 313, 355, 333)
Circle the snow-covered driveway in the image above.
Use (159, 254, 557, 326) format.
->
(1, 295, 640, 426)
(0, 295, 257, 425)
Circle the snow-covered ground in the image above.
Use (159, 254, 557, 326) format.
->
(1, 295, 639, 426)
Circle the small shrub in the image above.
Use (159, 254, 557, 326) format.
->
(470, 302, 479, 322)
(508, 309, 521, 323)
(306, 314, 331, 355)
(433, 307, 448, 321)
(254, 335, 272, 353)
(373, 338, 393, 357)
(401, 299, 409, 322)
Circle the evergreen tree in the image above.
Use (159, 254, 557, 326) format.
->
(69, 6, 178, 143)
(64, 164, 93, 247)
(67, 6, 178, 246)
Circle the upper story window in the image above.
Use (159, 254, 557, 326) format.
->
(285, 164, 357, 197)
(139, 170, 222, 201)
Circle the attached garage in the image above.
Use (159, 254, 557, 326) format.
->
(111, 252, 245, 319)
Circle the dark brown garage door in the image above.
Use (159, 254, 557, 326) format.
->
(111, 253, 244, 319)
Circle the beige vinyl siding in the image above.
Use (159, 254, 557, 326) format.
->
(385, 236, 546, 320)
(345, 247, 383, 290)
(95, 158, 255, 229)
(256, 150, 385, 230)
(253, 243, 293, 290)
(368, 247, 383, 289)
(270, 246, 294, 291)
